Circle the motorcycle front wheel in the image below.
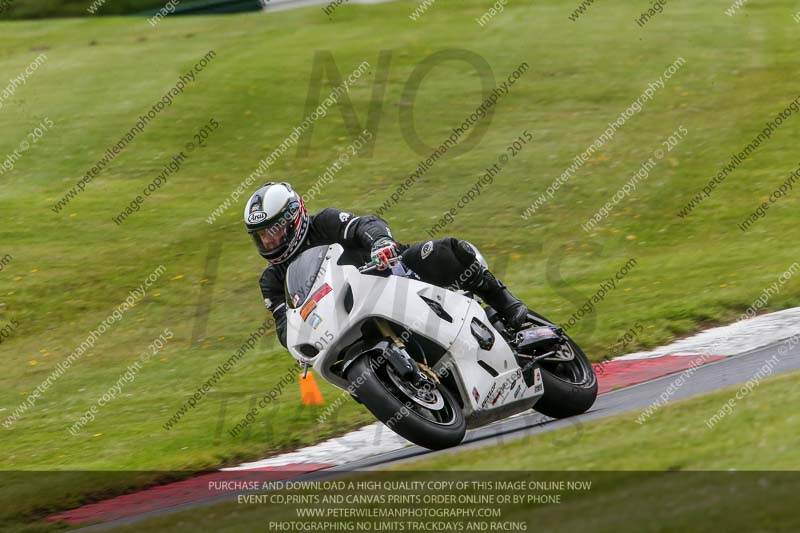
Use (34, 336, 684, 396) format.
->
(346, 351, 466, 450)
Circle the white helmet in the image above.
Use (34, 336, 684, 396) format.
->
(244, 182, 309, 264)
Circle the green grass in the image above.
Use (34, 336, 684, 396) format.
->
(100, 371, 800, 533)
(1, 0, 800, 527)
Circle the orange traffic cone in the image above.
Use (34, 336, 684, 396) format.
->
(300, 371, 325, 405)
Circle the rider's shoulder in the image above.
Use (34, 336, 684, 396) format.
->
(313, 207, 354, 225)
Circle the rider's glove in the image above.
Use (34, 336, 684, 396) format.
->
(370, 238, 400, 270)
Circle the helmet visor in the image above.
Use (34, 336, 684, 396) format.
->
(251, 217, 295, 258)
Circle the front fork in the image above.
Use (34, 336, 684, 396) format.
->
(375, 319, 431, 386)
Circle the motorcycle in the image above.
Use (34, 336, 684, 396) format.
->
(284, 243, 597, 450)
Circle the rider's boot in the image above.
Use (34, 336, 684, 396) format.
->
(462, 266, 529, 331)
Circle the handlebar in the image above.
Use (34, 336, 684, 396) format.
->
(358, 256, 402, 273)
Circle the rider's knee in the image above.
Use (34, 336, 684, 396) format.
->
(401, 238, 461, 286)
(401, 238, 490, 288)
(453, 240, 488, 270)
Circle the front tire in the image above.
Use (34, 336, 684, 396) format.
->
(346, 352, 466, 450)
(533, 337, 598, 419)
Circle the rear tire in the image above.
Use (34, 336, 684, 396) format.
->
(533, 337, 598, 419)
(346, 352, 466, 450)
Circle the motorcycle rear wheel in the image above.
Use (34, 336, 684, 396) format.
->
(533, 336, 598, 419)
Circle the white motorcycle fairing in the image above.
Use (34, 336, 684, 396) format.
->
(285, 244, 544, 429)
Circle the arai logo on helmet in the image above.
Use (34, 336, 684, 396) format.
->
(248, 211, 268, 225)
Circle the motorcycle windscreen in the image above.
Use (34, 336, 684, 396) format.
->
(285, 246, 328, 309)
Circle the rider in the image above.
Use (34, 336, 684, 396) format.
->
(245, 182, 530, 347)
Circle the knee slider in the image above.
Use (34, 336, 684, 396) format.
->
(453, 239, 478, 266)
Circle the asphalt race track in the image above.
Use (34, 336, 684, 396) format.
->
(330, 337, 800, 470)
(72, 336, 800, 531)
